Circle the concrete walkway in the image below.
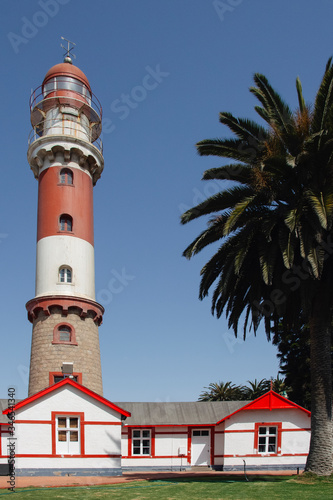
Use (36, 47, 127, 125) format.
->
(0, 470, 300, 489)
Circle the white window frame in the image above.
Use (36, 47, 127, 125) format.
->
(59, 266, 72, 283)
(258, 425, 277, 454)
(132, 429, 151, 456)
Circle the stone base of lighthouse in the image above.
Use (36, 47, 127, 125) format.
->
(27, 297, 104, 397)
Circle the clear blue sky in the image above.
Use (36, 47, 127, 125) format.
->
(0, 0, 332, 402)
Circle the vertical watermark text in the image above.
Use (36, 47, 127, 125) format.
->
(6, 388, 16, 492)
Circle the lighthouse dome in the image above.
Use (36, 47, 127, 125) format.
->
(43, 62, 92, 93)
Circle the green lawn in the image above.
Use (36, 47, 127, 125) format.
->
(0, 475, 332, 499)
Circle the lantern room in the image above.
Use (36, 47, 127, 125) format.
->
(29, 60, 102, 148)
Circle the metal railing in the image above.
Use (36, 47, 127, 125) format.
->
(30, 79, 103, 123)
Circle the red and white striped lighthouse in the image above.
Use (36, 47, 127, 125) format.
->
(26, 54, 104, 396)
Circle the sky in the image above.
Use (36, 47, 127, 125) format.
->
(0, 0, 332, 402)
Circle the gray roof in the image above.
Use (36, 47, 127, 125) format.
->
(0, 398, 248, 426)
(116, 401, 249, 426)
(0, 399, 23, 424)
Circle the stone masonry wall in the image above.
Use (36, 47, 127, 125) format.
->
(28, 307, 103, 396)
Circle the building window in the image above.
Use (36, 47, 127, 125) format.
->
(56, 415, 80, 455)
(60, 168, 73, 185)
(52, 323, 78, 345)
(59, 266, 72, 283)
(132, 429, 151, 455)
(49, 372, 81, 385)
(193, 430, 209, 437)
(258, 426, 277, 453)
(53, 374, 79, 383)
(59, 214, 73, 232)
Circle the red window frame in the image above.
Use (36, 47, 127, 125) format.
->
(49, 372, 82, 386)
(52, 323, 78, 345)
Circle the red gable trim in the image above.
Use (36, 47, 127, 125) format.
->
(2, 378, 131, 418)
(216, 391, 311, 425)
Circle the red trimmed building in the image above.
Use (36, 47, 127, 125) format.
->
(119, 391, 310, 471)
(0, 383, 310, 474)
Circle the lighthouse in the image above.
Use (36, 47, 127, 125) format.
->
(26, 52, 104, 397)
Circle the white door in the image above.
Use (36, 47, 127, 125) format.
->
(56, 416, 80, 455)
(191, 429, 210, 465)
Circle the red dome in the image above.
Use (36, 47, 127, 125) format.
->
(43, 62, 91, 92)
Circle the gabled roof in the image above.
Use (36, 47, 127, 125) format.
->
(216, 390, 311, 425)
(117, 401, 248, 426)
(2, 379, 131, 418)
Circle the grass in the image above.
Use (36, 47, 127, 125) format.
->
(0, 474, 332, 499)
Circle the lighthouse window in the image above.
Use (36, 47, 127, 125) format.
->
(59, 266, 72, 283)
(52, 323, 78, 346)
(59, 214, 73, 232)
(58, 325, 71, 342)
(43, 76, 91, 103)
(60, 168, 73, 185)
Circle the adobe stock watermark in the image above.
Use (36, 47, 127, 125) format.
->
(222, 329, 250, 354)
(7, 388, 16, 492)
(213, 0, 244, 22)
(0, 234, 8, 244)
(101, 64, 170, 136)
(7, 0, 71, 54)
(178, 181, 222, 216)
(96, 268, 135, 307)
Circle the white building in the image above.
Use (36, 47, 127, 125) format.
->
(0, 381, 310, 475)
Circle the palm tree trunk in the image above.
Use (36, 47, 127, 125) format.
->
(305, 289, 333, 475)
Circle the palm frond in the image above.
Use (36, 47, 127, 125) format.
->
(197, 138, 259, 163)
(250, 73, 292, 134)
(305, 190, 328, 229)
(180, 186, 254, 224)
(219, 112, 268, 143)
(223, 196, 256, 235)
(296, 77, 306, 114)
(279, 225, 296, 269)
(254, 105, 271, 124)
(202, 164, 252, 184)
(311, 59, 333, 137)
(182, 216, 227, 258)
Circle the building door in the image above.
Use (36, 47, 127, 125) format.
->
(56, 416, 80, 455)
(191, 429, 210, 465)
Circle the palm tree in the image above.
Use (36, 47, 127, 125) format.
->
(198, 381, 244, 401)
(273, 325, 312, 409)
(243, 378, 270, 399)
(181, 60, 333, 475)
(270, 375, 290, 398)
